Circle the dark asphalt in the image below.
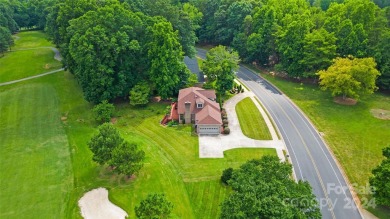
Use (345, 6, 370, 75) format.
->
(184, 56, 205, 83)
(197, 48, 362, 219)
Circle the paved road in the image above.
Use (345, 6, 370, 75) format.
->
(197, 48, 362, 219)
(184, 56, 205, 83)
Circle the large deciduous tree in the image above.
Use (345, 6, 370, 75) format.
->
(374, 29, 390, 90)
(0, 26, 13, 55)
(88, 123, 145, 176)
(135, 193, 174, 219)
(0, 0, 18, 33)
(125, 0, 202, 57)
(369, 146, 390, 207)
(220, 156, 321, 219)
(109, 142, 145, 177)
(88, 123, 124, 166)
(67, 3, 146, 103)
(317, 57, 380, 100)
(201, 45, 239, 95)
(275, 13, 311, 77)
(300, 28, 337, 75)
(147, 19, 188, 99)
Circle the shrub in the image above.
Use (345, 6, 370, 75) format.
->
(187, 73, 198, 87)
(129, 81, 150, 106)
(167, 120, 178, 127)
(135, 193, 174, 219)
(222, 115, 228, 120)
(221, 167, 233, 185)
(223, 119, 229, 125)
(224, 127, 230, 134)
(93, 100, 115, 123)
(165, 105, 172, 115)
(203, 82, 214, 89)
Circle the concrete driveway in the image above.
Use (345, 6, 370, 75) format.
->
(199, 90, 286, 161)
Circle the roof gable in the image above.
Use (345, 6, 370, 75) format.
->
(178, 87, 219, 114)
(195, 105, 222, 125)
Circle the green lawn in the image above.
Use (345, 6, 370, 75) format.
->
(0, 83, 73, 218)
(236, 97, 272, 140)
(1, 31, 61, 83)
(12, 31, 53, 49)
(45, 71, 277, 218)
(0, 31, 280, 219)
(0, 49, 62, 83)
(255, 71, 390, 217)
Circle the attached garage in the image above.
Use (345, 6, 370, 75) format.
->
(197, 125, 221, 135)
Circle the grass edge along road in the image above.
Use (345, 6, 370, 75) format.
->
(236, 97, 272, 140)
(251, 68, 390, 218)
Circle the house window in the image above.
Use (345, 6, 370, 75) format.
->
(197, 103, 203, 108)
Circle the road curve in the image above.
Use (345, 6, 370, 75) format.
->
(197, 48, 362, 219)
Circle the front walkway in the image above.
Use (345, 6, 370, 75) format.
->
(199, 90, 286, 162)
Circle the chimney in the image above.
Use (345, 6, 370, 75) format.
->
(184, 101, 191, 124)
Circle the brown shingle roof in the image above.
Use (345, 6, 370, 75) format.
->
(195, 105, 223, 125)
(177, 87, 220, 115)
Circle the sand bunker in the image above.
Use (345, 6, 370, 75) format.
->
(78, 188, 128, 219)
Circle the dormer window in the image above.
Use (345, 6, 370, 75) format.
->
(196, 97, 204, 108)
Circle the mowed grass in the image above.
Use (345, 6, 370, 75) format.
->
(257, 72, 390, 216)
(185, 148, 276, 218)
(0, 31, 279, 219)
(0, 83, 73, 219)
(0, 49, 62, 83)
(236, 97, 272, 140)
(111, 104, 277, 218)
(0, 71, 277, 219)
(12, 31, 53, 49)
(0, 31, 61, 83)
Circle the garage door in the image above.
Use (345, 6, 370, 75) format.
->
(198, 126, 220, 134)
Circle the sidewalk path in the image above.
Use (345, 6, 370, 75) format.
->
(0, 68, 65, 86)
(199, 91, 287, 162)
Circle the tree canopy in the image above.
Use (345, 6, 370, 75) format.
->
(317, 57, 380, 100)
(369, 146, 390, 207)
(93, 100, 115, 123)
(0, 26, 13, 55)
(2, 0, 389, 90)
(88, 123, 145, 176)
(192, 0, 390, 90)
(220, 156, 321, 219)
(129, 81, 151, 106)
(135, 193, 174, 219)
(201, 45, 240, 95)
(147, 19, 188, 99)
(88, 123, 124, 166)
(109, 141, 145, 176)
